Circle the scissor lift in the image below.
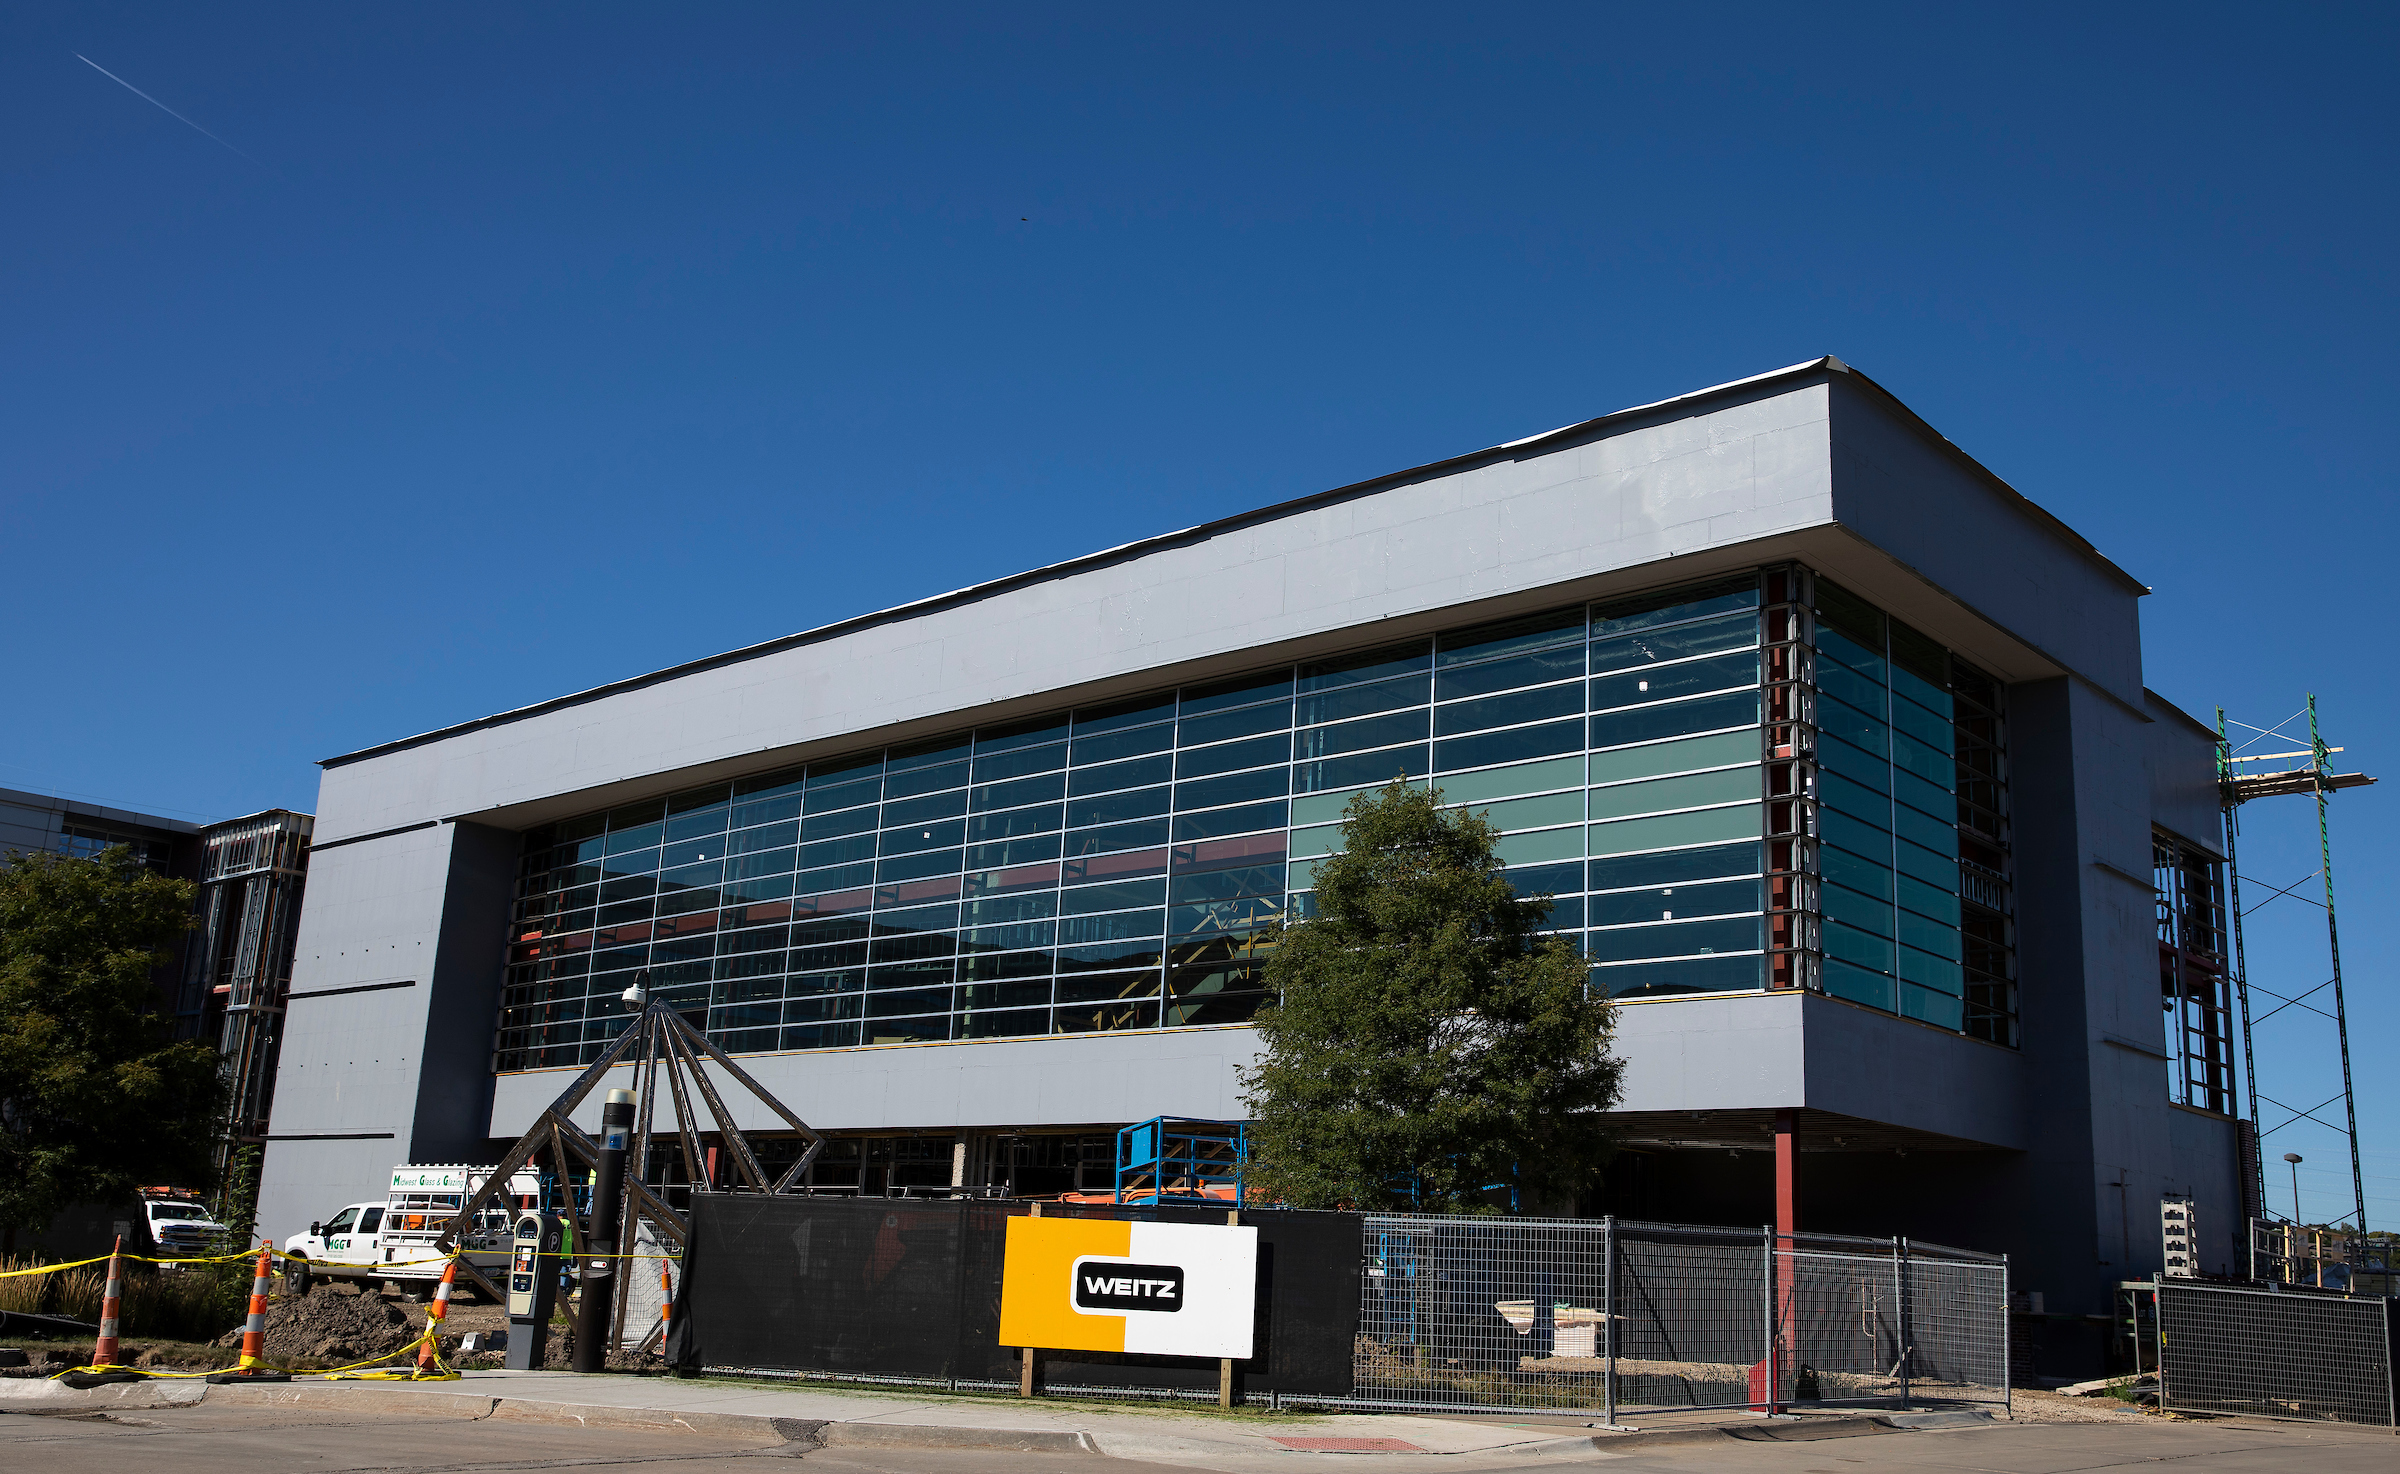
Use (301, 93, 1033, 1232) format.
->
(1114, 1116, 1248, 1207)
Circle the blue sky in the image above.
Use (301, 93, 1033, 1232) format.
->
(4, 6, 2392, 1224)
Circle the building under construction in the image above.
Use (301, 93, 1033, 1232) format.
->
(254, 358, 2333, 1367)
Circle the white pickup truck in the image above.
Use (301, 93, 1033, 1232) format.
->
(282, 1163, 539, 1294)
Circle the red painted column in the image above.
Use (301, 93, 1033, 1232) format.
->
(1774, 1108, 1798, 1242)
(1772, 1108, 1799, 1413)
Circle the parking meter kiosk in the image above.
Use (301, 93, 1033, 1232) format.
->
(503, 1210, 563, 1370)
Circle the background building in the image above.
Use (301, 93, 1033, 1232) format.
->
(257, 358, 2247, 1354)
(2, 786, 202, 1020)
(3, 788, 314, 1188)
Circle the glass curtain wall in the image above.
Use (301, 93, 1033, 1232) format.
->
(494, 566, 2017, 1071)
(1808, 578, 2018, 1041)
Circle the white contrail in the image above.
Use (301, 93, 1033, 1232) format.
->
(76, 53, 270, 169)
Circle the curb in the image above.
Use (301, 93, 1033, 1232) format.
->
(1579, 1414, 1900, 1449)
(0, 1379, 209, 1413)
(824, 1422, 1097, 1453)
(201, 1382, 1099, 1450)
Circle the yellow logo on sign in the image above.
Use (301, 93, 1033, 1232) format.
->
(999, 1218, 1134, 1353)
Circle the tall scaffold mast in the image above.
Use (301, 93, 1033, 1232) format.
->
(2217, 696, 2375, 1233)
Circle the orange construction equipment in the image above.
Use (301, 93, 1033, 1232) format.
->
(92, 1236, 125, 1370)
(416, 1258, 459, 1375)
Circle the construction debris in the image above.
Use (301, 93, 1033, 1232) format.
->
(212, 1283, 413, 1367)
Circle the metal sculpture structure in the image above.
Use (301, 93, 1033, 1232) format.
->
(434, 988, 825, 1351)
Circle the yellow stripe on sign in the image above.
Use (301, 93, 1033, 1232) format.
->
(998, 1217, 1132, 1353)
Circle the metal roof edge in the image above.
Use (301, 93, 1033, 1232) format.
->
(316, 358, 1854, 770)
(1823, 363, 2151, 598)
(2142, 688, 2222, 743)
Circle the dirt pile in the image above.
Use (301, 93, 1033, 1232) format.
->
(215, 1284, 416, 1368)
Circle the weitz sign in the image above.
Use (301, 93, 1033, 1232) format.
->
(999, 1217, 1258, 1358)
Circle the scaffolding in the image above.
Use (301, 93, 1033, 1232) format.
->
(176, 809, 314, 1188)
(2217, 697, 2376, 1235)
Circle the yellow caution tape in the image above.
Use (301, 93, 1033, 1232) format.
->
(3, 1244, 679, 1281)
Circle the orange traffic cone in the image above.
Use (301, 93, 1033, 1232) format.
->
(91, 1236, 125, 1370)
(415, 1258, 459, 1376)
(207, 1245, 292, 1382)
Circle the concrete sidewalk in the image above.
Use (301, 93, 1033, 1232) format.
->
(0, 1368, 1990, 1468)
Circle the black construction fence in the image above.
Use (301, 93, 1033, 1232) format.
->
(669, 1197, 2011, 1415)
(669, 1195, 1361, 1398)
(2152, 1279, 2398, 1428)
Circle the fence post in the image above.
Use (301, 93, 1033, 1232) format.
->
(1019, 1201, 1040, 1399)
(1218, 1208, 1237, 1409)
(2151, 1277, 2166, 1411)
(2000, 1254, 2012, 1416)
(1895, 1237, 1911, 1410)
(2384, 1299, 2395, 1430)
(1761, 1223, 1778, 1414)
(1602, 1215, 1617, 1429)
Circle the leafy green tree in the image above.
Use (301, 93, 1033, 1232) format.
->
(1242, 780, 1621, 1213)
(0, 846, 223, 1248)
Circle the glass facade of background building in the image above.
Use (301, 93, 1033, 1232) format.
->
(495, 566, 2016, 1071)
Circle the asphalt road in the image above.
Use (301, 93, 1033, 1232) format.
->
(4, 1398, 2394, 1474)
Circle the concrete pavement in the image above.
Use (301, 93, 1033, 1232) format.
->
(4, 1368, 2392, 1474)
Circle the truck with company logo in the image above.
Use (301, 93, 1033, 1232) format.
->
(280, 1163, 540, 1296)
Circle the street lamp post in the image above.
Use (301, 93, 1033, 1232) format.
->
(2283, 1152, 2304, 1223)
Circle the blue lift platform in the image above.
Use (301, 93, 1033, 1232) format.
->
(1114, 1116, 1248, 1207)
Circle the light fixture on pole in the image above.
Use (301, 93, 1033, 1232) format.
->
(2282, 1152, 2304, 1223)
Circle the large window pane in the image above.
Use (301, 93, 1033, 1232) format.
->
(1070, 755, 1173, 795)
(1299, 643, 1429, 691)
(968, 806, 1063, 843)
(1297, 674, 1428, 727)
(1587, 730, 1754, 786)
(1180, 673, 1293, 717)
(1590, 691, 1760, 749)
(1172, 801, 1288, 841)
(1596, 954, 1761, 998)
(1589, 804, 1762, 856)
(1295, 748, 1429, 793)
(1589, 610, 1757, 675)
(1176, 734, 1288, 779)
(1589, 878, 1760, 926)
(1438, 755, 1584, 805)
(1587, 916, 1762, 963)
(1590, 650, 1758, 713)
(1294, 709, 1428, 759)
(1436, 720, 1582, 773)
(1591, 577, 1758, 637)
(1176, 767, 1289, 811)
(1588, 841, 1760, 890)
(1492, 828, 1583, 865)
(1179, 703, 1291, 746)
(1465, 790, 1583, 832)
(1073, 724, 1176, 766)
(1590, 767, 1759, 821)
(1436, 644, 1586, 701)
(1436, 683, 1582, 738)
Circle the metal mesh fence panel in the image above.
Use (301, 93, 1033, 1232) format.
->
(1613, 1224, 1771, 1412)
(1334, 1216, 2009, 1416)
(1352, 1213, 1615, 1413)
(1782, 1250, 1902, 1402)
(2157, 1281, 2396, 1427)
(1895, 1250, 2009, 1404)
